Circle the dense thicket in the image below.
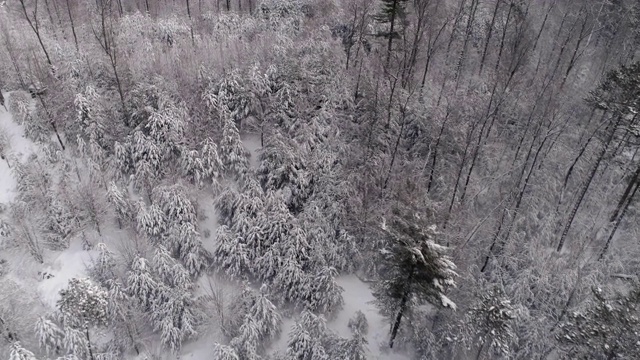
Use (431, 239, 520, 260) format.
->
(0, 0, 639, 359)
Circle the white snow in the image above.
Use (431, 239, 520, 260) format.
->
(37, 239, 98, 309)
(0, 92, 37, 204)
(330, 275, 412, 360)
(267, 276, 412, 359)
(197, 192, 220, 254)
(241, 134, 262, 170)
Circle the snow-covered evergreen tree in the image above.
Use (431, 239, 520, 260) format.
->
(258, 136, 312, 214)
(126, 256, 159, 309)
(145, 105, 185, 151)
(212, 343, 240, 360)
(57, 278, 109, 328)
(35, 316, 63, 355)
(213, 225, 250, 277)
(42, 196, 76, 250)
(151, 288, 199, 353)
(348, 311, 368, 336)
(62, 326, 88, 358)
(229, 316, 261, 360)
(305, 266, 343, 318)
(285, 311, 329, 360)
(460, 287, 518, 358)
(180, 137, 223, 188)
(90, 243, 117, 287)
(136, 202, 166, 240)
(373, 210, 458, 348)
(219, 109, 250, 180)
(106, 182, 133, 228)
(272, 257, 309, 306)
(152, 184, 197, 226)
(249, 285, 282, 343)
(9, 342, 37, 360)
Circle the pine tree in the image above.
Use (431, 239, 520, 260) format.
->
(374, 0, 409, 67)
(62, 326, 88, 358)
(35, 316, 63, 355)
(213, 343, 240, 360)
(229, 316, 261, 359)
(373, 211, 458, 348)
(285, 311, 329, 360)
(136, 202, 167, 239)
(106, 182, 132, 228)
(126, 256, 159, 309)
(151, 288, 199, 352)
(181, 138, 223, 188)
(57, 278, 109, 328)
(305, 266, 343, 318)
(463, 288, 518, 358)
(348, 311, 368, 336)
(249, 285, 282, 343)
(9, 342, 37, 360)
(213, 225, 250, 277)
(272, 257, 309, 306)
(90, 243, 117, 287)
(220, 109, 250, 180)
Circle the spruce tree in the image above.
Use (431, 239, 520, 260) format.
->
(375, 0, 409, 67)
(373, 210, 457, 348)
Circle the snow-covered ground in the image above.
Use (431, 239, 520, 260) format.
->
(242, 134, 262, 170)
(37, 239, 98, 308)
(0, 92, 37, 204)
(267, 275, 412, 360)
(330, 276, 412, 360)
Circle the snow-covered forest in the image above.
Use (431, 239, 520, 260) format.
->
(0, 0, 639, 359)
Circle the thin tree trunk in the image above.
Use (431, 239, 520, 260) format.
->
(599, 183, 639, 260)
(454, 0, 478, 89)
(479, 0, 501, 74)
(383, 103, 408, 190)
(389, 267, 414, 348)
(610, 164, 640, 222)
(494, 2, 513, 72)
(385, 0, 399, 68)
(85, 325, 95, 360)
(556, 116, 621, 252)
(65, 0, 79, 51)
(420, 18, 448, 91)
(19, 0, 54, 68)
(426, 106, 451, 192)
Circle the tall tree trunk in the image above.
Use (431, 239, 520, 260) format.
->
(389, 267, 414, 348)
(19, 0, 54, 68)
(454, 0, 478, 90)
(420, 18, 448, 90)
(385, 0, 399, 68)
(85, 325, 95, 360)
(610, 163, 640, 222)
(426, 106, 451, 192)
(479, 0, 501, 74)
(65, 0, 79, 51)
(556, 115, 621, 252)
(494, 2, 513, 72)
(599, 183, 639, 260)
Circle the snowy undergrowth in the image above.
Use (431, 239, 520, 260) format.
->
(266, 276, 412, 360)
(331, 276, 412, 360)
(0, 92, 37, 204)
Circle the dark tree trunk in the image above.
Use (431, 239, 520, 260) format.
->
(599, 183, 639, 260)
(556, 115, 621, 252)
(479, 0, 501, 74)
(65, 0, 79, 51)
